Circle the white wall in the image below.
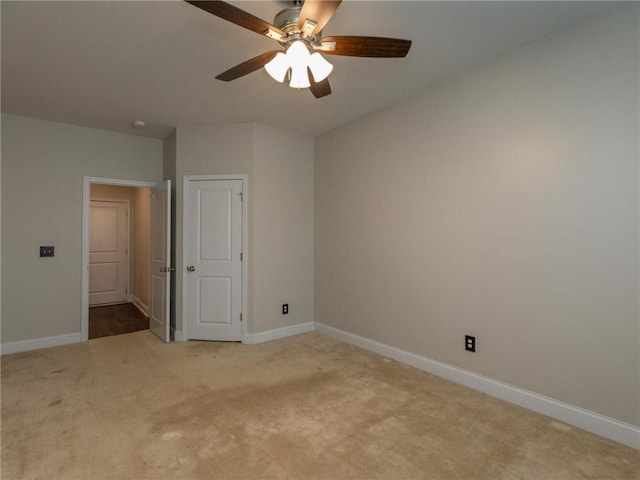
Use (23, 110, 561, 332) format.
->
(315, 5, 639, 427)
(1, 114, 162, 344)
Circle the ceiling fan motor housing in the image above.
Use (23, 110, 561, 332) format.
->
(273, 7, 321, 47)
(274, 7, 301, 32)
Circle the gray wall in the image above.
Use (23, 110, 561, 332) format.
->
(253, 124, 314, 333)
(174, 124, 254, 335)
(314, 5, 639, 426)
(173, 124, 314, 336)
(1, 114, 162, 342)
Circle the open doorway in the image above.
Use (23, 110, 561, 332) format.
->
(82, 178, 156, 340)
(88, 184, 150, 338)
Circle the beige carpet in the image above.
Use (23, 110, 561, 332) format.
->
(1, 331, 638, 479)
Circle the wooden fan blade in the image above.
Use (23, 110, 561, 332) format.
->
(320, 36, 411, 57)
(186, 1, 285, 39)
(216, 51, 280, 81)
(298, 0, 342, 35)
(308, 67, 331, 98)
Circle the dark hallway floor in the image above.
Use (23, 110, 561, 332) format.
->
(89, 303, 149, 339)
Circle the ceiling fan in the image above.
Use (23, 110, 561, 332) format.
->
(185, 0, 412, 98)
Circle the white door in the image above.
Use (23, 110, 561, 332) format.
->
(89, 200, 129, 306)
(185, 179, 243, 341)
(149, 180, 171, 342)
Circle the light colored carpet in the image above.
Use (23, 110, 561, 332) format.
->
(1, 331, 638, 479)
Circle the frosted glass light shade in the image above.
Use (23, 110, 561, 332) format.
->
(308, 52, 333, 82)
(286, 40, 310, 64)
(287, 42, 311, 88)
(289, 64, 311, 89)
(263, 40, 333, 89)
(264, 52, 289, 83)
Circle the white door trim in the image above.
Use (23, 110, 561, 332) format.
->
(88, 198, 131, 306)
(81, 177, 156, 342)
(181, 174, 248, 343)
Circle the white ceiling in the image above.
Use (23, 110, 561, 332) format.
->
(1, 1, 615, 139)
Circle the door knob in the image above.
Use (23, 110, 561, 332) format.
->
(187, 265, 196, 272)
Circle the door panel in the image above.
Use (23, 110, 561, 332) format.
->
(200, 190, 232, 260)
(149, 180, 171, 342)
(199, 277, 232, 325)
(89, 263, 119, 293)
(186, 179, 243, 341)
(89, 201, 128, 306)
(90, 207, 119, 251)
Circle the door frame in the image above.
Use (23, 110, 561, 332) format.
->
(88, 198, 131, 307)
(181, 174, 248, 343)
(81, 177, 156, 341)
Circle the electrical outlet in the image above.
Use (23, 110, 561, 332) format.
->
(465, 335, 476, 352)
(40, 246, 55, 257)
(282, 304, 289, 315)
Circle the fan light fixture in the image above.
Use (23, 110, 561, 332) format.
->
(185, 0, 412, 99)
(264, 40, 333, 89)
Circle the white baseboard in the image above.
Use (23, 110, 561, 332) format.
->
(244, 322, 314, 345)
(131, 296, 148, 317)
(1, 332, 84, 355)
(314, 322, 640, 450)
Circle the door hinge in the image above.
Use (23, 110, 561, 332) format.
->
(239, 192, 243, 201)
(240, 313, 243, 322)
(240, 252, 243, 261)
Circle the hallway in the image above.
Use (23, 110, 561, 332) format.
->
(89, 303, 148, 339)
